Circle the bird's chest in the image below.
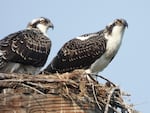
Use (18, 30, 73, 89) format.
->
(90, 35, 122, 73)
(105, 35, 122, 59)
(90, 55, 111, 73)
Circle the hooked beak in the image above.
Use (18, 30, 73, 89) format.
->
(122, 19, 128, 28)
(49, 23, 54, 30)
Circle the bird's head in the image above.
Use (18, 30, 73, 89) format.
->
(27, 17, 54, 35)
(105, 19, 128, 35)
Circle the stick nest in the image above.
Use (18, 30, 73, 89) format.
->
(0, 70, 139, 113)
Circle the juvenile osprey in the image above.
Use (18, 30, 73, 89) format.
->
(44, 19, 128, 76)
(0, 17, 54, 74)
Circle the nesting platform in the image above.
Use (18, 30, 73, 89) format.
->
(0, 70, 138, 113)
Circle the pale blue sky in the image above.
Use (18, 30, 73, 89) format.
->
(0, 0, 149, 112)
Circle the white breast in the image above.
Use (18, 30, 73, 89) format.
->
(87, 26, 125, 74)
(88, 55, 111, 73)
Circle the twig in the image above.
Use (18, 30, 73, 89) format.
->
(1, 78, 67, 82)
(100, 99, 121, 113)
(104, 86, 120, 113)
(95, 74, 116, 87)
(26, 81, 44, 88)
(62, 82, 78, 113)
(91, 83, 102, 111)
(87, 73, 116, 87)
(21, 83, 45, 95)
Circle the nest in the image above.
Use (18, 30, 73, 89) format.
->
(0, 70, 139, 113)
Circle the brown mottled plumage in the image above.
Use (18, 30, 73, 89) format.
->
(0, 17, 53, 74)
(44, 19, 128, 78)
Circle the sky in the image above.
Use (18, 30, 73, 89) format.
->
(0, 0, 149, 112)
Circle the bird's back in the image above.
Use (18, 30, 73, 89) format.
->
(0, 29, 51, 74)
(44, 30, 106, 74)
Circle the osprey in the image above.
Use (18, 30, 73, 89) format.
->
(0, 17, 54, 74)
(44, 19, 128, 77)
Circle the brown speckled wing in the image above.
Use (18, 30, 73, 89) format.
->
(45, 30, 106, 73)
(0, 29, 51, 68)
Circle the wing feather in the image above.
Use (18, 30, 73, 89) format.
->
(0, 29, 51, 68)
(45, 30, 107, 73)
